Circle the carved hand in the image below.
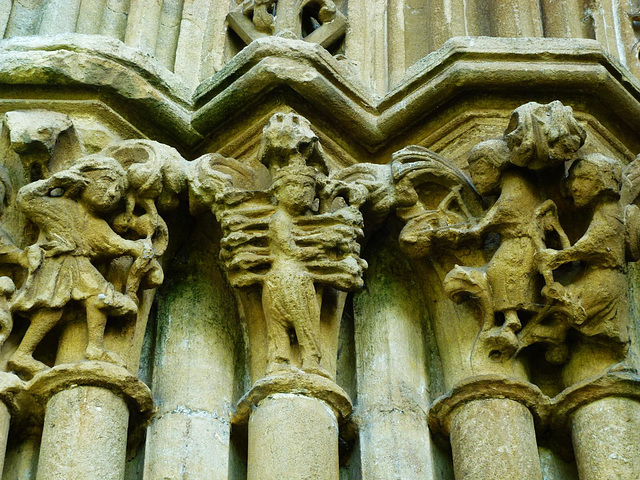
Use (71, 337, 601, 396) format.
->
(22, 245, 43, 270)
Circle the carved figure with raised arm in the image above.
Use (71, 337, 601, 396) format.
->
(189, 112, 366, 380)
(534, 154, 630, 370)
(7, 155, 153, 378)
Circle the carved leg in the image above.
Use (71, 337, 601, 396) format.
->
(84, 296, 125, 366)
(8, 308, 63, 378)
(263, 275, 297, 373)
(295, 280, 327, 377)
(265, 318, 292, 374)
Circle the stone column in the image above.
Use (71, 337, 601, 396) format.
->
(24, 362, 154, 480)
(188, 112, 366, 480)
(553, 372, 640, 480)
(234, 372, 352, 480)
(143, 224, 242, 480)
(572, 397, 640, 479)
(430, 376, 548, 480)
(37, 386, 129, 480)
(0, 372, 22, 475)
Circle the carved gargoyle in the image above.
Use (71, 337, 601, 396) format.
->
(189, 112, 366, 379)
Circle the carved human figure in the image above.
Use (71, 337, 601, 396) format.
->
(0, 166, 29, 347)
(262, 164, 325, 375)
(8, 156, 153, 378)
(538, 154, 629, 358)
(190, 113, 366, 379)
(443, 139, 547, 358)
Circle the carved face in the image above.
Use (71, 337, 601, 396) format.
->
(567, 161, 600, 208)
(468, 158, 501, 196)
(81, 169, 126, 213)
(275, 177, 316, 214)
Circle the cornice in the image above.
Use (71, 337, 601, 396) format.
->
(1, 34, 640, 155)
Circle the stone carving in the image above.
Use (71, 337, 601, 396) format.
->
(5, 140, 188, 380)
(530, 153, 635, 358)
(228, 0, 347, 48)
(0, 166, 27, 349)
(391, 100, 640, 373)
(3, 110, 83, 181)
(189, 112, 366, 378)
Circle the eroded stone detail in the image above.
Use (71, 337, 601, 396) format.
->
(390, 101, 640, 374)
(5, 139, 188, 380)
(190, 112, 366, 379)
(3, 110, 83, 182)
(384, 100, 640, 479)
(228, 0, 347, 49)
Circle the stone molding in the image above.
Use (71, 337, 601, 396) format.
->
(232, 371, 352, 426)
(428, 375, 551, 437)
(2, 35, 640, 154)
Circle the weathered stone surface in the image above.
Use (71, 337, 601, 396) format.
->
(2, 2, 640, 479)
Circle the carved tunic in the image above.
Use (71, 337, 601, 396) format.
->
(556, 201, 627, 341)
(481, 171, 544, 312)
(11, 179, 127, 313)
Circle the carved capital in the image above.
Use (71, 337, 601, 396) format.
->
(189, 112, 368, 383)
(391, 101, 640, 390)
(0, 118, 190, 383)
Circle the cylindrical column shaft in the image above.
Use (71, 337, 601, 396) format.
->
(143, 225, 240, 480)
(38, 0, 81, 34)
(0, 402, 11, 475)
(450, 398, 542, 480)
(100, 0, 130, 40)
(572, 396, 640, 479)
(36, 386, 129, 480)
(489, 0, 542, 37)
(247, 394, 339, 480)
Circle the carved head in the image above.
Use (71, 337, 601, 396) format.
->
(73, 155, 128, 214)
(467, 139, 509, 196)
(567, 153, 622, 207)
(272, 165, 317, 214)
(504, 101, 586, 170)
(259, 113, 328, 176)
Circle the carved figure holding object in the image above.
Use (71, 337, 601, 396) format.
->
(537, 154, 629, 359)
(8, 156, 152, 379)
(193, 113, 366, 380)
(444, 139, 547, 361)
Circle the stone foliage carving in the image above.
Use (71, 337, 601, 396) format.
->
(189, 112, 366, 379)
(228, 0, 347, 48)
(392, 100, 640, 377)
(0, 132, 188, 380)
